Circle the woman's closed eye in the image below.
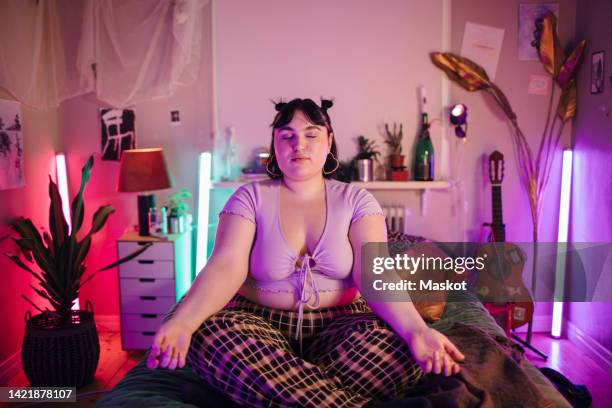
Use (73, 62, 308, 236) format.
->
(279, 132, 318, 139)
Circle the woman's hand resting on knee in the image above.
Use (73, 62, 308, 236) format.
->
(406, 327, 465, 376)
(146, 319, 194, 370)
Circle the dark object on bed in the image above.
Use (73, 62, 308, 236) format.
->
(538, 368, 592, 408)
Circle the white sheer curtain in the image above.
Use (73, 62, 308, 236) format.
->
(77, 0, 208, 108)
(0, 0, 208, 109)
(0, 0, 92, 109)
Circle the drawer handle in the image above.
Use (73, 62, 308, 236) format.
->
(137, 260, 155, 264)
(140, 296, 157, 301)
(139, 278, 155, 283)
(137, 242, 150, 246)
(141, 331, 156, 336)
(140, 314, 158, 319)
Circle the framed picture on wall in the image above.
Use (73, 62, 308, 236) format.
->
(591, 51, 605, 94)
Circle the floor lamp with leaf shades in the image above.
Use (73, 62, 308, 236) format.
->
(117, 148, 174, 236)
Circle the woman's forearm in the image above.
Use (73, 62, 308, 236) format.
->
(169, 259, 246, 332)
(367, 299, 429, 342)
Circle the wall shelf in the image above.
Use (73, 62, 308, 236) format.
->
(211, 180, 451, 190)
(210, 180, 450, 216)
(350, 181, 450, 190)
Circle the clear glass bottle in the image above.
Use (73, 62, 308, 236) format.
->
(148, 207, 160, 234)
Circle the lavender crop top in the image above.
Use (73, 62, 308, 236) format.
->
(219, 178, 384, 347)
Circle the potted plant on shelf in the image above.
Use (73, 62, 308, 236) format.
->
(166, 188, 192, 234)
(5, 155, 151, 388)
(383, 122, 408, 181)
(354, 135, 381, 182)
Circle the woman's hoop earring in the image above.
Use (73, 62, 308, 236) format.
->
(323, 152, 340, 175)
(266, 156, 282, 177)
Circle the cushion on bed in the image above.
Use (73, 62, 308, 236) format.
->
(387, 231, 448, 322)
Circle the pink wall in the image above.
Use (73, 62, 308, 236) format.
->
(568, 0, 612, 352)
(214, 0, 445, 169)
(0, 89, 59, 364)
(213, 0, 459, 240)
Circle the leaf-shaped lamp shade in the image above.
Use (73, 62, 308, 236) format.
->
(557, 40, 587, 89)
(430, 52, 492, 92)
(558, 79, 577, 123)
(538, 11, 565, 77)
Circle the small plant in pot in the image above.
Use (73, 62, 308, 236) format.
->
(354, 135, 381, 182)
(5, 155, 151, 388)
(383, 122, 409, 181)
(166, 188, 192, 234)
(384, 122, 405, 170)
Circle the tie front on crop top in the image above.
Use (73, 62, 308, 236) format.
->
(219, 178, 384, 348)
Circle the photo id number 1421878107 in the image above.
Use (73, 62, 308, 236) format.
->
(0, 387, 76, 403)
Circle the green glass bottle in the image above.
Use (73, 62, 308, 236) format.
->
(414, 113, 434, 181)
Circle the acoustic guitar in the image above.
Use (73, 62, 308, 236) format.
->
(474, 151, 534, 330)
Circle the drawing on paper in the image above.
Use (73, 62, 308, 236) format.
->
(100, 108, 136, 161)
(0, 100, 24, 190)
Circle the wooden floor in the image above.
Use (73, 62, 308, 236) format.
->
(6, 331, 611, 407)
(522, 333, 612, 408)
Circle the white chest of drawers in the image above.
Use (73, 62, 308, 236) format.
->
(117, 231, 192, 350)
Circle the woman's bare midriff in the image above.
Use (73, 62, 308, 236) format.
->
(238, 283, 362, 310)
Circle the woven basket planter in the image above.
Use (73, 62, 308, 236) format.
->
(22, 301, 100, 388)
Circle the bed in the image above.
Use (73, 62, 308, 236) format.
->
(96, 288, 570, 407)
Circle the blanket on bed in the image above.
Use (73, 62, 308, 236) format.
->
(368, 322, 553, 408)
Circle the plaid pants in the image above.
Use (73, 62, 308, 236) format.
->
(180, 294, 424, 408)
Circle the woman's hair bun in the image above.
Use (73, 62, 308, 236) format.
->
(320, 99, 334, 111)
(274, 99, 287, 112)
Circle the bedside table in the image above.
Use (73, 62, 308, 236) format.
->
(117, 231, 193, 350)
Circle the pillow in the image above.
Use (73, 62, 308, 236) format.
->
(386, 231, 448, 322)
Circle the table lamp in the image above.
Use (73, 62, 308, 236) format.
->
(117, 148, 174, 236)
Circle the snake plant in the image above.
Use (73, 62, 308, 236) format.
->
(6, 155, 151, 323)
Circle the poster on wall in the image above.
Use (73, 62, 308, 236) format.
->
(100, 108, 136, 161)
(0, 99, 24, 190)
(460, 22, 505, 81)
(591, 51, 605, 94)
(518, 3, 559, 61)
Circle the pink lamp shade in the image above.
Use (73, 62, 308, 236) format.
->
(117, 148, 174, 192)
